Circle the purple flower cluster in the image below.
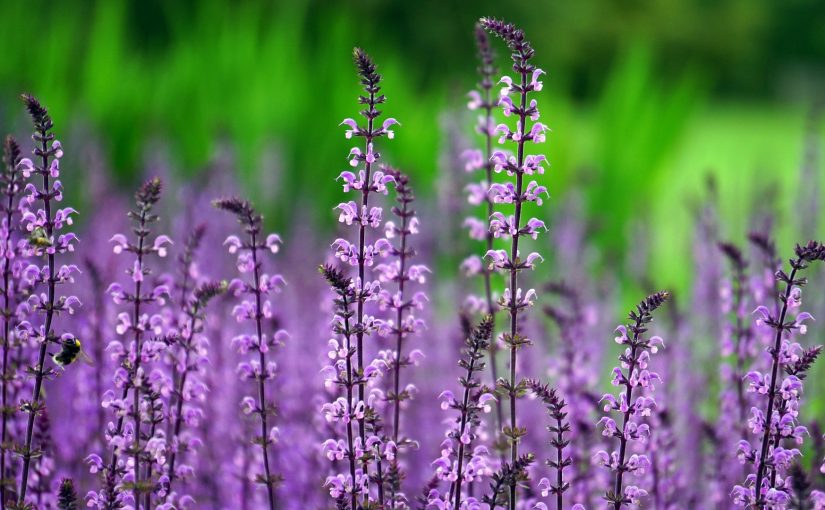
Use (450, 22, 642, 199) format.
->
(376, 168, 428, 507)
(321, 47, 427, 510)
(214, 197, 286, 510)
(596, 291, 669, 509)
(15, 95, 80, 508)
(0, 136, 25, 507)
(427, 316, 495, 510)
(87, 177, 171, 509)
(0, 18, 824, 510)
(479, 17, 549, 510)
(733, 242, 825, 508)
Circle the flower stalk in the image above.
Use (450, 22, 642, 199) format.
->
(164, 280, 225, 501)
(375, 167, 427, 508)
(480, 18, 549, 510)
(597, 291, 669, 509)
(0, 136, 23, 510)
(214, 197, 285, 510)
(750, 242, 825, 507)
(527, 380, 571, 510)
(462, 23, 504, 436)
(16, 95, 80, 506)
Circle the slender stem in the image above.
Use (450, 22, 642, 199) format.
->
(507, 56, 529, 510)
(248, 225, 276, 510)
(768, 399, 787, 489)
(0, 148, 17, 510)
(554, 413, 564, 510)
(391, 204, 408, 445)
(612, 316, 644, 510)
(389, 185, 410, 510)
(355, 88, 376, 448)
(752, 260, 799, 508)
(144, 399, 159, 510)
(480, 62, 504, 444)
(340, 291, 358, 510)
(17, 128, 55, 505)
(375, 455, 385, 507)
(452, 343, 481, 510)
(131, 208, 148, 510)
(164, 303, 201, 496)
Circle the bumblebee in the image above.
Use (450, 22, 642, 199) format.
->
(28, 226, 52, 248)
(51, 337, 93, 368)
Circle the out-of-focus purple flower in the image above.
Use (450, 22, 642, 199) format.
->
(0, 136, 25, 506)
(214, 197, 286, 510)
(374, 168, 427, 507)
(162, 279, 226, 507)
(460, 24, 505, 440)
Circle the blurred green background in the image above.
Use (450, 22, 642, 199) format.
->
(1, 0, 824, 294)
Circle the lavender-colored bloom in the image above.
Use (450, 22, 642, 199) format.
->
(718, 242, 754, 429)
(427, 315, 494, 510)
(714, 242, 755, 496)
(319, 264, 362, 510)
(163, 280, 225, 506)
(733, 241, 825, 509)
(0, 136, 25, 506)
(337, 48, 396, 437)
(375, 168, 427, 508)
(527, 380, 571, 510)
(596, 291, 669, 509)
(87, 177, 171, 509)
(460, 24, 505, 436)
(214, 197, 286, 510)
(479, 17, 548, 510)
(15, 94, 81, 506)
(646, 410, 680, 510)
(323, 48, 400, 510)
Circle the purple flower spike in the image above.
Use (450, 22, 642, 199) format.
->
(88, 177, 169, 510)
(479, 17, 549, 510)
(322, 48, 400, 510)
(375, 168, 426, 508)
(214, 197, 286, 510)
(15, 95, 81, 507)
(733, 240, 825, 509)
(0, 136, 26, 507)
(163, 268, 226, 506)
(428, 316, 495, 509)
(461, 23, 507, 442)
(528, 380, 572, 510)
(596, 291, 669, 509)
